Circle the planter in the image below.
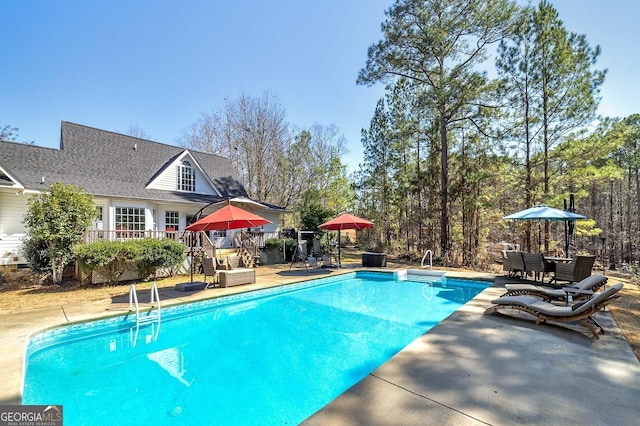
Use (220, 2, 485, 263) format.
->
(260, 248, 285, 265)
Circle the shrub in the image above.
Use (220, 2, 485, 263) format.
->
(74, 240, 133, 285)
(264, 237, 297, 261)
(132, 239, 185, 281)
(73, 239, 185, 284)
(264, 238, 284, 250)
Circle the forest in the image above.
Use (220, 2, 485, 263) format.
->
(172, 0, 640, 271)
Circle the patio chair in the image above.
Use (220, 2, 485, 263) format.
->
(484, 282, 623, 339)
(522, 252, 555, 283)
(202, 257, 220, 288)
(225, 255, 246, 269)
(505, 251, 525, 278)
(501, 251, 511, 275)
(502, 274, 607, 302)
(553, 255, 596, 283)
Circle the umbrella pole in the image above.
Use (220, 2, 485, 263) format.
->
(565, 220, 569, 255)
(190, 231, 194, 283)
(338, 230, 341, 267)
(537, 221, 542, 252)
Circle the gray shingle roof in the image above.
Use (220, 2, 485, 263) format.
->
(0, 121, 249, 205)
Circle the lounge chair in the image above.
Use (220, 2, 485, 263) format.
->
(521, 252, 555, 283)
(505, 251, 525, 278)
(502, 274, 607, 302)
(484, 282, 623, 339)
(552, 255, 596, 283)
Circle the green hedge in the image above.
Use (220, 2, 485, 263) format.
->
(73, 239, 185, 285)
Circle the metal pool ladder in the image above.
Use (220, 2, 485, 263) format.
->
(129, 282, 162, 324)
(421, 249, 433, 269)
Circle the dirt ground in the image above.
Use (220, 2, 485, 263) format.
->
(1, 263, 639, 362)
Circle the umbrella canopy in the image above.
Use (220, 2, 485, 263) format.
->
(503, 205, 586, 221)
(186, 204, 271, 232)
(318, 213, 374, 231)
(319, 214, 374, 267)
(503, 205, 586, 254)
(183, 204, 271, 283)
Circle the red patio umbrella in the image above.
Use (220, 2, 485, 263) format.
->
(184, 204, 271, 282)
(319, 213, 374, 267)
(186, 204, 271, 232)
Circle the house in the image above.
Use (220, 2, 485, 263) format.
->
(0, 121, 285, 267)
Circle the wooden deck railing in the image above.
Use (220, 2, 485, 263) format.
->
(83, 229, 280, 248)
(84, 230, 181, 243)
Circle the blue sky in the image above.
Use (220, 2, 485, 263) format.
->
(1, 0, 638, 173)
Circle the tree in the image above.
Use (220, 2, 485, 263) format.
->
(358, 0, 518, 263)
(178, 91, 293, 205)
(127, 124, 150, 139)
(22, 182, 98, 284)
(1, 125, 19, 141)
(497, 0, 605, 251)
(299, 189, 334, 231)
(178, 93, 353, 213)
(358, 98, 394, 247)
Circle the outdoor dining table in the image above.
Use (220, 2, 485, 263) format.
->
(544, 256, 573, 263)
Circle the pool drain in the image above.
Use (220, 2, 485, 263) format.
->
(167, 406, 183, 417)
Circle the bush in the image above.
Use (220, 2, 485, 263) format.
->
(74, 240, 133, 285)
(132, 239, 185, 281)
(264, 238, 284, 250)
(73, 238, 185, 285)
(263, 237, 297, 261)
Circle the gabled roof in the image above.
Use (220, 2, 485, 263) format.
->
(0, 121, 249, 204)
(0, 164, 23, 187)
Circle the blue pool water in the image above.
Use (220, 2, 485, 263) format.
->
(23, 271, 487, 425)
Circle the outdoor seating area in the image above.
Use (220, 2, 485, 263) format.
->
(502, 250, 595, 284)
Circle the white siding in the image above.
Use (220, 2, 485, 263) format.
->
(147, 161, 217, 195)
(259, 211, 281, 234)
(0, 191, 29, 263)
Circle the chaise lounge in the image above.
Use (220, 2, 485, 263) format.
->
(484, 282, 623, 339)
(502, 274, 607, 302)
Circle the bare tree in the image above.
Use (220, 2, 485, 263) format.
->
(177, 92, 293, 205)
(126, 124, 150, 139)
(1, 125, 20, 141)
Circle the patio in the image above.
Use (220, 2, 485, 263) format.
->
(1, 266, 639, 424)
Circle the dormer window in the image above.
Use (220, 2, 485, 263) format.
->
(177, 160, 195, 192)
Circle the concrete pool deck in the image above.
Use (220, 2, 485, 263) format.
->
(2, 267, 640, 425)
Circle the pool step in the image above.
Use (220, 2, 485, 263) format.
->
(398, 269, 446, 283)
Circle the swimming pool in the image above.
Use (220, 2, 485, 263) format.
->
(23, 271, 487, 425)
